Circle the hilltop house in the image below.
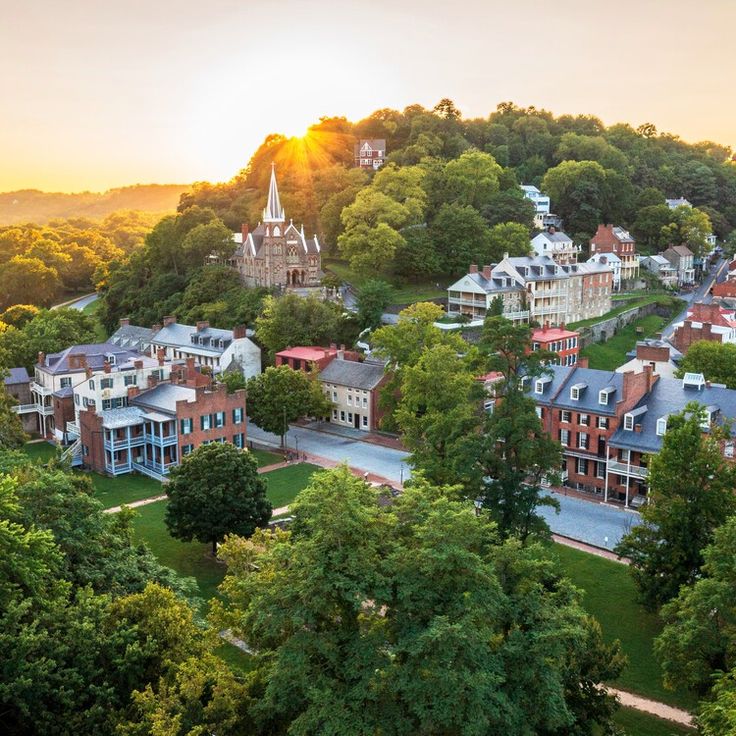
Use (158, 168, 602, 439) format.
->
(662, 245, 695, 285)
(354, 139, 386, 170)
(588, 224, 639, 284)
(640, 255, 678, 289)
(520, 184, 551, 229)
(671, 302, 736, 353)
(530, 227, 580, 265)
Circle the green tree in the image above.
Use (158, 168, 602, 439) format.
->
(480, 188, 536, 229)
(677, 341, 736, 389)
(487, 221, 531, 258)
(655, 517, 736, 694)
(0, 385, 27, 449)
(246, 365, 332, 446)
(371, 302, 466, 428)
(0, 256, 60, 311)
(616, 405, 736, 609)
(254, 293, 346, 361)
(0, 304, 40, 328)
(214, 466, 623, 736)
(472, 316, 561, 541)
(165, 443, 271, 554)
(393, 225, 441, 280)
(431, 202, 494, 276)
(440, 149, 503, 210)
(181, 220, 236, 271)
(356, 278, 394, 330)
(395, 344, 483, 485)
(699, 669, 736, 736)
(338, 221, 406, 272)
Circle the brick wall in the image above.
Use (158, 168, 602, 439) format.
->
(79, 407, 106, 474)
(175, 385, 247, 454)
(672, 320, 718, 353)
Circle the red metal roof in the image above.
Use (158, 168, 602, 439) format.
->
(276, 346, 337, 361)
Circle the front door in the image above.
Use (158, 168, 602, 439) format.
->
(354, 413, 360, 429)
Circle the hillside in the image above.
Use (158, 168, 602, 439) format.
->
(0, 183, 191, 225)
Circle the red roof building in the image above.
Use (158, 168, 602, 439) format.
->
(530, 324, 580, 366)
(671, 302, 736, 353)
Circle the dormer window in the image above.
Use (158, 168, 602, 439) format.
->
(535, 376, 552, 394)
(656, 416, 668, 436)
(599, 386, 615, 405)
(519, 375, 530, 391)
(570, 382, 586, 401)
(624, 413, 634, 431)
(702, 405, 719, 429)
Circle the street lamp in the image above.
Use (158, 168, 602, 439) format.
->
(399, 462, 404, 485)
(474, 497, 484, 517)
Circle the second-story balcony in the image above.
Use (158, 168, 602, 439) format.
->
(104, 435, 145, 451)
(31, 381, 53, 397)
(608, 460, 648, 479)
(12, 403, 37, 414)
(143, 431, 178, 447)
(533, 305, 566, 317)
(503, 310, 531, 321)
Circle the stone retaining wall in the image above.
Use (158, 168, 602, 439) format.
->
(578, 302, 668, 348)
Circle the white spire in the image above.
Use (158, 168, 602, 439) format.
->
(263, 163, 285, 223)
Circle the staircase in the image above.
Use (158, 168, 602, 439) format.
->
(60, 439, 82, 467)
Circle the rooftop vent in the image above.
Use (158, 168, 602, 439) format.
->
(682, 372, 706, 390)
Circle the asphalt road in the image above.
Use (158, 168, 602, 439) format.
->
(54, 292, 99, 311)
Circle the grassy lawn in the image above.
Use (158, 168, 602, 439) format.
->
(90, 472, 163, 508)
(613, 708, 694, 735)
(251, 448, 282, 467)
(131, 499, 225, 603)
(21, 441, 58, 462)
(553, 544, 697, 710)
(581, 314, 669, 371)
(568, 295, 672, 331)
(324, 259, 446, 305)
(263, 462, 321, 507)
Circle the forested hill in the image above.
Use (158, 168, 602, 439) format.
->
(0, 183, 191, 225)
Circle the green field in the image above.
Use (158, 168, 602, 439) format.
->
(21, 441, 58, 462)
(323, 259, 446, 305)
(250, 448, 282, 467)
(580, 314, 670, 371)
(262, 462, 321, 507)
(613, 708, 694, 736)
(554, 544, 697, 710)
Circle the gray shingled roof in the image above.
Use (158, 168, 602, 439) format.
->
(41, 343, 145, 375)
(109, 325, 154, 352)
(527, 364, 623, 416)
(152, 323, 233, 355)
(319, 358, 387, 390)
(4, 367, 30, 385)
(131, 383, 196, 413)
(609, 376, 736, 453)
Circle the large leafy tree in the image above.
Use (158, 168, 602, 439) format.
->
(214, 466, 623, 736)
(371, 302, 466, 428)
(616, 405, 736, 609)
(165, 443, 272, 555)
(395, 343, 483, 486)
(246, 364, 332, 446)
(355, 278, 394, 330)
(655, 517, 736, 694)
(430, 202, 494, 276)
(0, 385, 27, 449)
(677, 341, 736, 389)
(255, 293, 353, 361)
(472, 316, 561, 541)
(0, 256, 61, 311)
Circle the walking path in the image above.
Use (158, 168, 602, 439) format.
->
(552, 534, 629, 564)
(609, 687, 693, 727)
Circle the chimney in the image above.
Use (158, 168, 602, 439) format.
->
(127, 386, 140, 399)
(196, 321, 209, 333)
(157, 348, 166, 366)
(241, 223, 249, 240)
(634, 424, 642, 433)
(103, 361, 112, 374)
(186, 357, 195, 374)
(119, 318, 130, 328)
(134, 359, 143, 370)
(163, 316, 176, 327)
(560, 322, 566, 331)
(337, 346, 345, 360)
(543, 321, 549, 333)
(147, 373, 159, 389)
(37, 351, 45, 366)
(151, 323, 162, 334)
(233, 324, 246, 340)
(469, 264, 478, 274)
(85, 366, 93, 378)
(330, 342, 337, 350)
(482, 265, 492, 279)
(547, 225, 556, 234)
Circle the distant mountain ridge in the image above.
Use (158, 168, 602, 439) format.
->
(0, 183, 191, 225)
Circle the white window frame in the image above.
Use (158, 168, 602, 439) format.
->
(656, 417, 667, 436)
(578, 432, 589, 450)
(623, 414, 634, 431)
(570, 386, 580, 400)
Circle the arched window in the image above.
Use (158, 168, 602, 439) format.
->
(274, 225, 281, 236)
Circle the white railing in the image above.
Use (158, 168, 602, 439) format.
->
(31, 382, 52, 396)
(66, 421, 80, 436)
(608, 460, 648, 479)
(12, 403, 37, 414)
(533, 306, 565, 317)
(503, 310, 531, 321)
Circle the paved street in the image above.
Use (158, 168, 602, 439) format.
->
(247, 421, 411, 484)
(55, 292, 99, 311)
(249, 420, 641, 549)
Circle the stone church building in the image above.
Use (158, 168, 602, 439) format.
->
(231, 165, 322, 289)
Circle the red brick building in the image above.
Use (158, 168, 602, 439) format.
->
(671, 302, 736, 353)
(531, 364, 657, 500)
(276, 346, 339, 372)
(530, 324, 580, 366)
(78, 359, 247, 479)
(589, 224, 639, 282)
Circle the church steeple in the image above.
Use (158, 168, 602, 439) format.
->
(263, 163, 285, 223)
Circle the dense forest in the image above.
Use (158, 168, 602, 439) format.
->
(0, 184, 190, 226)
(93, 100, 735, 335)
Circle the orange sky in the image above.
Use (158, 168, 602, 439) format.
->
(1, 0, 734, 192)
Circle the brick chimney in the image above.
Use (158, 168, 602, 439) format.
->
(156, 348, 166, 366)
(233, 325, 247, 340)
(469, 264, 478, 274)
(482, 265, 492, 279)
(68, 353, 87, 370)
(119, 318, 130, 328)
(241, 223, 249, 240)
(151, 323, 162, 334)
(103, 360, 112, 374)
(543, 321, 549, 333)
(37, 351, 45, 366)
(547, 225, 556, 234)
(196, 321, 209, 332)
(163, 316, 176, 327)
(133, 359, 143, 370)
(127, 386, 140, 399)
(147, 373, 159, 389)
